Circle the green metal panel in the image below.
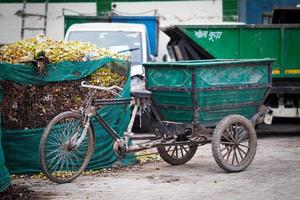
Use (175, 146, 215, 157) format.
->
(198, 89, 266, 124)
(160, 109, 193, 122)
(97, 0, 111, 15)
(223, 0, 238, 22)
(152, 91, 192, 107)
(146, 66, 192, 89)
(199, 107, 257, 124)
(181, 27, 240, 59)
(177, 24, 300, 78)
(144, 59, 272, 125)
(197, 64, 269, 88)
(240, 28, 281, 59)
(198, 88, 267, 108)
(283, 28, 300, 77)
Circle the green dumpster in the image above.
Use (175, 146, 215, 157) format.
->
(164, 24, 300, 79)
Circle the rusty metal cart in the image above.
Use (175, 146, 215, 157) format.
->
(39, 59, 273, 183)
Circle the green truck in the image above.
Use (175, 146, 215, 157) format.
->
(163, 24, 300, 124)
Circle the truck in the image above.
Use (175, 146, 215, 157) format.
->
(64, 16, 159, 90)
(162, 9, 300, 124)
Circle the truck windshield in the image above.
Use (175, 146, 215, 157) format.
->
(67, 31, 142, 64)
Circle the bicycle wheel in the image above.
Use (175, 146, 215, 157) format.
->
(39, 111, 94, 183)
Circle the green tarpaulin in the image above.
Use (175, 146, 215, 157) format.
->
(0, 82, 10, 192)
(0, 115, 10, 192)
(0, 57, 135, 191)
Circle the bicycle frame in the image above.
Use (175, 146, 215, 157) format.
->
(78, 82, 213, 157)
(92, 98, 132, 141)
(79, 90, 169, 154)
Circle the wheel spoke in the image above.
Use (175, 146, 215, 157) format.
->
(45, 147, 61, 158)
(221, 132, 232, 142)
(180, 145, 184, 158)
(47, 149, 64, 170)
(231, 148, 236, 165)
(49, 130, 63, 145)
(52, 152, 66, 172)
(58, 119, 74, 142)
(234, 123, 239, 141)
(237, 146, 245, 160)
(237, 129, 247, 142)
(223, 146, 233, 161)
(171, 146, 176, 157)
(237, 146, 247, 156)
(221, 146, 231, 158)
(239, 143, 249, 149)
(220, 141, 235, 145)
(181, 145, 189, 154)
(165, 146, 172, 153)
(225, 128, 236, 143)
(220, 146, 229, 152)
(226, 147, 233, 163)
(58, 154, 67, 172)
(239, 137, 250, 144)
(234, 148, 239, 164)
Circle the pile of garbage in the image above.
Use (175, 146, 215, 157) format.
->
(0, 34, 127, 64)
(0, 36, 128, 129)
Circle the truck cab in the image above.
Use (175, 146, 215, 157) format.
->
(65, 23, 152, 90)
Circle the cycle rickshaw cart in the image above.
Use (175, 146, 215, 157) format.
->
(39, 58, 273, 183)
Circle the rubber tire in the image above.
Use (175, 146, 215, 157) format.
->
(39, 111, 94, 184)
(211, 115, 257, 172)
(157, 144, 198, 165)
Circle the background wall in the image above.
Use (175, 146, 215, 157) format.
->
(111, 0, 222, 60)
(0, 0, 225, 60)
(0, 2, 96, 44)
(0, 0, 232, 45)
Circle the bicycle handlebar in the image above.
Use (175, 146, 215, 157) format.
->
(80, 81, 123, 97)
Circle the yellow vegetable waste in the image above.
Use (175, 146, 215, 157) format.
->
(0, 34, 128, 64)
(0, 35, 129, 129)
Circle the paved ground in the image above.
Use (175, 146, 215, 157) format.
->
(11, 131, 300, 200)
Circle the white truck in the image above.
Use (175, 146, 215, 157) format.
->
(65, 22, 153, 90)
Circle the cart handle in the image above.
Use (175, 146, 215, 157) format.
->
(80, 81, 123, 97)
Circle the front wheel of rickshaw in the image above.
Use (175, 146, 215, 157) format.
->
(157, 144, 198, 165)
(39, 111, 94, 183)
(211, 115, 257, 172)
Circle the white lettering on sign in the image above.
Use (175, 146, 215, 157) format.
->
(194, 30, 222, 42)
(195, 30, 208, 38)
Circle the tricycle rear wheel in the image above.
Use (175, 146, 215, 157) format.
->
(211, 115, 257, 172)
(157, 144, 198, 165)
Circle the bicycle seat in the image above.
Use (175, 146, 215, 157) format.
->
(130, 90, 152, 98)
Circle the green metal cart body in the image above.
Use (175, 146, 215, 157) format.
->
(144, 59, 273, 126)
